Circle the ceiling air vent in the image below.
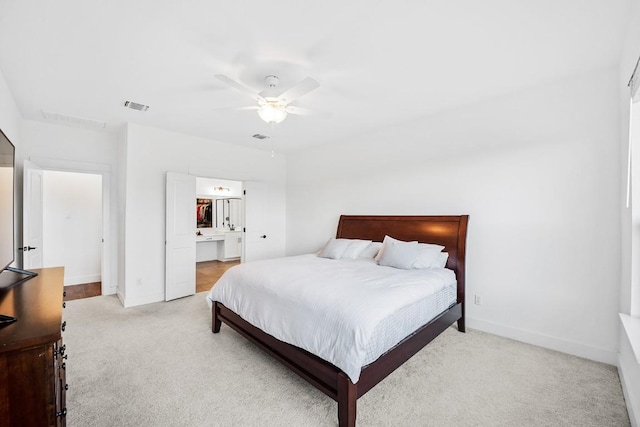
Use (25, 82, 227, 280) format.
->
(124, 101, 149, 111)
(252, 134, 269, 140)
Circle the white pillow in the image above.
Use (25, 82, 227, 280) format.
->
(414, 251, 449, 269)
(342, 239, 373, 259)
(374, 235, 417, 263)
(378, 239, 419, 269)
(437, 252, 449, 268)
(412, 243, 446, 269)
(359, 242, 382, 259)
(318, 238, 352, 259)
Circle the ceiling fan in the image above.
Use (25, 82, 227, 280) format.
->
(214, 74, 320, 124)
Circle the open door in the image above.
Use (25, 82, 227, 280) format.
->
(23, 160, 44, 269)
(243, 181, 269, 262)
(165, 172, 196, 301)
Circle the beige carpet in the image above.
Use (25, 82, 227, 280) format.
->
(63, 294, 630, 426)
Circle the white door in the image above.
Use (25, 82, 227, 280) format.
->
(23, 160, 44, 269)
(165, 172, 196, 301)
(243, 181, 268, 262)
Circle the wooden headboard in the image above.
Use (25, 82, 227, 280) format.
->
(336, 215, 469, 304)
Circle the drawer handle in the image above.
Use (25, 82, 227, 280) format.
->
(65, 384, 69, 391)
(56, 408, 67, 418)
(63, 302, 66, 309)
(55, 345, 66, 357)
(63, 291, 67, 297)
(61, 362, 66, 370)
(61, 321, 66, 332)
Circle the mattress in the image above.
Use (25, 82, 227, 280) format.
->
(362, 283, 455, 365)
(207, 254, 457, 383)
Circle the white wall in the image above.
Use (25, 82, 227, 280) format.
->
(287, 67, 621, 365)
(120, 123, 286, 307)
(42, 170, 102, 286)
(18, 120, 119, 294)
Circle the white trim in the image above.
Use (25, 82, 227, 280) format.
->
(621, 314, 640, 364)
(120, 291, 165, 308)
(63, 273, 101, 286)
(29, 156, 111, 173)
(466, 316, 617, 365)
(619, 327, 640, 427)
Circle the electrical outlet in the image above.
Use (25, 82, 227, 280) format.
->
(474, 294, 482, 305)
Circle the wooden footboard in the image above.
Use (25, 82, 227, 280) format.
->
(213, 301, 463, 427)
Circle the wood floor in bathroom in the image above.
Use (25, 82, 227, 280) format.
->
(63, 260, 240, 301)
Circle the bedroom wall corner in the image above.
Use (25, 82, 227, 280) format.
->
(286, 66, 622, 367)
(116, 124, 128, 305)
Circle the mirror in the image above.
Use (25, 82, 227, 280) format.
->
(215, 198, 242, 230)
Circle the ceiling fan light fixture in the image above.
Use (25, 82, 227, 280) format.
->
(258, 104, 287, 124)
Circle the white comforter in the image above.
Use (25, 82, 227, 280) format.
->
(206, 254, 456, 383)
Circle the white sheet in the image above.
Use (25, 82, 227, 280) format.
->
(206, 254, 457, 383)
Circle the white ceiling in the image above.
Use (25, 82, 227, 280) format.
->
(0, 0, 631, 153)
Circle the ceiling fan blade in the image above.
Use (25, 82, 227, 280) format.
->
(214, 74, 262, 101)
(285, 106, 314, 116)
(278, 77, 320, 103)
(286, 105, 331, 119)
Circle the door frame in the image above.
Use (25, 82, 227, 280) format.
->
(25, 157, 112, 295)
(23, 160, 44, 269)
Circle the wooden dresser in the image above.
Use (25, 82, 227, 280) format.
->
(0, 267, 67, 426)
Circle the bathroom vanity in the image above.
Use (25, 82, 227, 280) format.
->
(196, 231, 242, 262)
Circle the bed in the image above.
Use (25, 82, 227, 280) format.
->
(208, 215, 469, 426)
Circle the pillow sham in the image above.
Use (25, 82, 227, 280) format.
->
(318, 238, 374, 259)
(414, 251, 449, 269)
(412, 242, 446, 269)
(374, 235, 417, 263)
(318, 238, 352, 259)
(359, 242, 382, 259)
(377, 239, 419, 269)
(342, 239, 373, 259)
(437, 252, 449, 268)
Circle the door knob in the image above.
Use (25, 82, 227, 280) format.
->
(260, 235, 267, 239)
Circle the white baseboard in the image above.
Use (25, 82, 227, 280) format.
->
(64, 274, 101, 286)
(116, 288, 126, 307)
(120, 291, 165, 308)
(102, 285, 117, 295)
(619, 362, 639, 427)
(466, 316, 617, 365)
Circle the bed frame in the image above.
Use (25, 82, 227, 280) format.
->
(212, 215, 469, 426)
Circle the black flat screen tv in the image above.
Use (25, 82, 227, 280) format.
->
(0, 128, 36, 298)
(0, 128, 15, 273)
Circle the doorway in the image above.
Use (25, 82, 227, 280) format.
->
(165, 173, 269, 300)
(42, 170, 102, 293)
(23, 158, 112, 296)
(195, 176, 243, 293)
